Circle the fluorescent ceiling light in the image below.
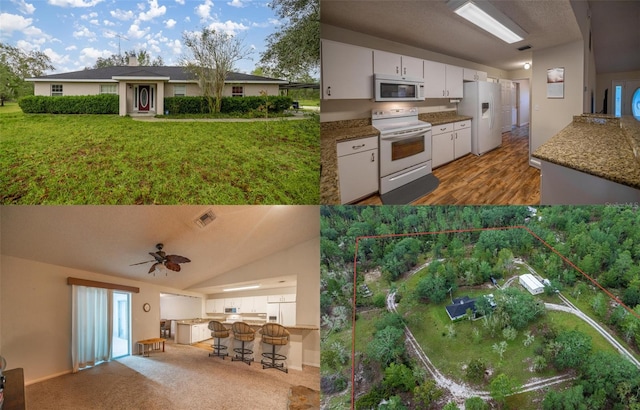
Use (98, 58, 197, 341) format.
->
(223, 284, 261, 292)
(449, 0, 527, 44)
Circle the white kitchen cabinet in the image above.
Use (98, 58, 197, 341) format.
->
(205, 298, 225, 314)
(373, 50, 423, 78)
(424, 61, 463, 98)
(223, 297, 242, 309)
(267, 294, 297, 303)
(336, 136, 379, 204)
(321, 40, 373, 99)
(463, 69, 488, 82)
(241, 296, 268, 313)
(431, 121, 472, 168)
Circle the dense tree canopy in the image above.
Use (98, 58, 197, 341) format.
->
(0, 43, 54, 104)
(88, 49, 163, 69)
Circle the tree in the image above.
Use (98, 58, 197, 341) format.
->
(181, 28, 252, 113)
(552, 330, 592, 370)
(542, 385, 587, 410)
(0, 43, 54, 105)
(260, 0, 319, 80)
(465, 397, 489, 410)
(366, 325, 406, 367)
(413, 379, 443, 408)
(442, 402, 460, 410)
(383, 362, 417, 392)
(490, 373, 520, 408)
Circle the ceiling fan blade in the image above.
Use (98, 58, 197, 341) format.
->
(148, 263, 161, 274)
(130, 259, 155, 266)
(166, 255, 191, 264)
(165, 261, 181, 272)
(149, 252, 165, 263)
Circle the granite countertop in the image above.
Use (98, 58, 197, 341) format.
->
(320, 111, 472, 204)
(620, 116, 640, 163)
(532, 115, 640, 189)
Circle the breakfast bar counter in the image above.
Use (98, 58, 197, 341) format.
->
(532, 114, 640, 203)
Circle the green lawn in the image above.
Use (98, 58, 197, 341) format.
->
(0, 111, 319, 204)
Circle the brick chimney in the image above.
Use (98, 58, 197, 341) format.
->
(128, 56, 138, 66)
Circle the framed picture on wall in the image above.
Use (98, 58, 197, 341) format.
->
(547, 67, 565, 99)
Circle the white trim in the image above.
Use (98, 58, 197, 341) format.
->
(25, 369, 73, 386)
(27, 78, 118, 83)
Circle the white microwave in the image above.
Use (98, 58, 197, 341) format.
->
(374, 74, 424, 102)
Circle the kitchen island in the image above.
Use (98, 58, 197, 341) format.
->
(320, 111, 472, 204)
(532, 114, 640, 204)
(175, 319, 318, 371)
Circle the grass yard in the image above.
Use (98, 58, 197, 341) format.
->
(0, 111, 319, 204)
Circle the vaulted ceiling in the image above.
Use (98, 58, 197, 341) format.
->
(1, 206, 319, 294)
(321, 0, 640, 74)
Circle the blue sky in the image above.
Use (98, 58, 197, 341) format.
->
(0, 0, 284, 74)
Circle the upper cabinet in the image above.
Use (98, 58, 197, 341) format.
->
(373, 50, 423, 78)
(321, 39, 373, 100)
(423, 61, 463, 98)
(463, 69, 488, 82)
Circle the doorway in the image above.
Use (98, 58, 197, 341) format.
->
(613, 80, 640, 117)
(112, 292, 131, 358)
(138, 85, 150, 112)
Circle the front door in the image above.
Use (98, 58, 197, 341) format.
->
(138, 85, 150, 112)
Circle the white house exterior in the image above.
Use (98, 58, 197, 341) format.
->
(519, 273, 545, 295)
(27, 64, 288, 116)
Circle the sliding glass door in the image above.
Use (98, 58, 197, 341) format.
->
(112, 292, 131, 358)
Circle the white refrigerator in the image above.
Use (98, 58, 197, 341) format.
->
(458, 81, 502, 155)
(267, 302, 296, 326)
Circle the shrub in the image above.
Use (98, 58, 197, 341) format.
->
(320, 373, 348, 395)
(19, 94, 118, 114)
(465, 359, 486, 382)
(164, 96, 211, 114)
(383, 363, 417, 392)
(373, 293, 386, 308)
(163, 95, 293, 114)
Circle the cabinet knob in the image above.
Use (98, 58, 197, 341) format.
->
(442, 90, 445, 96)
(371, 152, 375, 162)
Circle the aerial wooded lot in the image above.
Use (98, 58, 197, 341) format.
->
(320, 205, 640, 410)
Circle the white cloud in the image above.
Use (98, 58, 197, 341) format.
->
(252, 18, 281, 28)
(81, 11, 98, 20)
(89, 19, 99, 25)
(184, 16, 190, 23)
(73, 25, 96, 40)
(48, 0, 104, 7)
(175, 0, 185, 4)
(103, 19, 115, 26)
(208, 20, 249, 36)
(23, 25, 51, 42)
(166, 39, 181, 54)
(65, 45, 77, 51)
(164, 18, 176, 29)
(44, 47, 71, 66)
(196, 0, 213, 22)
(79, 46, 111, 65)
(16, 39, 38, 52)
(138, 0, 166, 22)
(11, 0, 36, 15)
(127, 23, 149, 39)
(110, 8, 134, 21)
(0, 12, 32, 34)
(227, 0, 246, 8)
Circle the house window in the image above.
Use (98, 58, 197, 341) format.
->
(174, 85, 186, 97)
(232, 86, 244, 97)
(150, 86, 154, 109)
(100, 84, 117, 94)
(134, 86, 138, 109)
(51, 84, 63, 96)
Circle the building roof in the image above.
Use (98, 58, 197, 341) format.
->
(445, 296, 476, 320)
(520, 273, 544, 290)
(27, 66, 288, 84)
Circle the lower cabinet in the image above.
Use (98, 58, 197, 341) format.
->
(432, 121, 472, 168)
(337, 136, 379, 204)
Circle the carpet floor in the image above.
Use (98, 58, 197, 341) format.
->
(26, 340, 319, 409)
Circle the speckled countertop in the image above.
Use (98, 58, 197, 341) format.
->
(532, 115, 640, 189)
(320, 111, 472, 204)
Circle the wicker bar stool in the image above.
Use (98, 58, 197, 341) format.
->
(260, 323, 290, 373)
(231, 321, 255, 365)
(208, 321, 229, 359)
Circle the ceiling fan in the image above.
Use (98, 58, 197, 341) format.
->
(130, 243, 191, 275)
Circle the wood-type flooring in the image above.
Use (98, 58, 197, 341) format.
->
(358, 126, 540, 205)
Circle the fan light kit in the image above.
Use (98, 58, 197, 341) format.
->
(130, 243, 191, 276)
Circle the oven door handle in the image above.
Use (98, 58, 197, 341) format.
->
(380, 129, 430, 141)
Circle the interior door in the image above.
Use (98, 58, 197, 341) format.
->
(138, 85, 150, 112)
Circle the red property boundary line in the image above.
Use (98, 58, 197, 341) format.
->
(349, 225, 640, 409)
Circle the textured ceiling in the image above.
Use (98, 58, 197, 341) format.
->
(321, 0, 638, 73)
(1, 206, 319, 294)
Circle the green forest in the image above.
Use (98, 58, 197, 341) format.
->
(320, 205, 640, 409)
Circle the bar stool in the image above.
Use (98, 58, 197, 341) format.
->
(231, 322, 255, 365)
(208, 321, 229, 359)
(260, 323, 289, 373)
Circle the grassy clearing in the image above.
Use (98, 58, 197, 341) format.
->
(0, 111, 319, 204)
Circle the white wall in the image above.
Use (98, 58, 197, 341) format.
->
(570, 0, 597, 114)
(0, 255, 204, 384)
(320, 24, 509, 122)
(159, 294, 202, 320)
(596, 70, 640, 114)
(530, 40, 584, 167)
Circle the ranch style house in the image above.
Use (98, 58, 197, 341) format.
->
(26, 58, 288, 116)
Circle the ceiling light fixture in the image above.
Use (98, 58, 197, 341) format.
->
(223, 284, 261, 292)
(524, 62, 531, 70)
(448, 0, 527, 44)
